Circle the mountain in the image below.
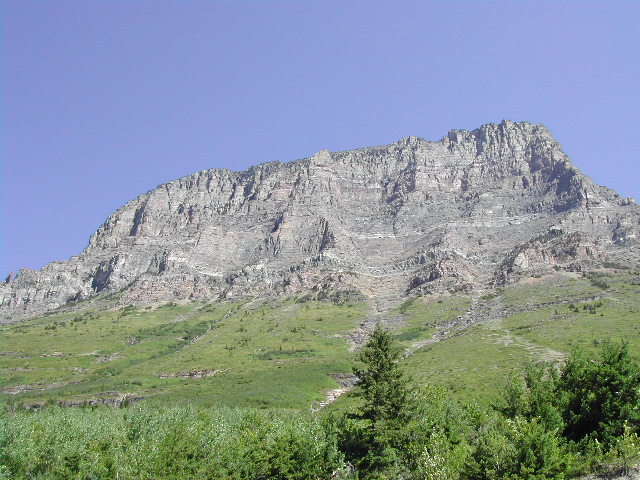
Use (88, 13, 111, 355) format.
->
(2, 120, 639, 322)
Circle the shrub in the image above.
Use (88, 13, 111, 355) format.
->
(559, 342, 640, 447)
(467, 415, 569, 480)
(1, 406, 347, 480)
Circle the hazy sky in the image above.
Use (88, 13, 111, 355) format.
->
(2, 0, 639, 276)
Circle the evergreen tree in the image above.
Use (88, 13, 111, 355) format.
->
(560, 341, 640, 446)
(339, 323, 411, 475)
(353, 322, 410, 425)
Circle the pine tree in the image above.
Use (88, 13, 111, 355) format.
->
(339, 323, 411, 474)
(353, 322, 409, 425)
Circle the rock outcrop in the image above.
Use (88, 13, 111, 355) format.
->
(2, 120, 639, 322)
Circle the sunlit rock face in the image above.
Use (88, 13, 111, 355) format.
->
(2, 120, 639, 321)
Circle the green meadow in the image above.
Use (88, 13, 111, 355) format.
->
(1, 295, 369, 408)
(2, 267, 640, 479)
(1, 268, 639, 410)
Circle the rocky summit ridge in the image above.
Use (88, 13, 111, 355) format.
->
(2, 120, 639, 322)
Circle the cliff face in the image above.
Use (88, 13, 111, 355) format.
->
(2, 120, 639, 321)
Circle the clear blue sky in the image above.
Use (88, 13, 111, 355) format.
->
(1, 0, 639, 276)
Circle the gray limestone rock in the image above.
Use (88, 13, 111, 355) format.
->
(2, 120, 639, 322)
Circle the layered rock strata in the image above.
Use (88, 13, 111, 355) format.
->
(2, 120, 639, 322)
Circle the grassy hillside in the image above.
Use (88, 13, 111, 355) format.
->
(400, 269, 640, 404)
(1, 294, 370, 408)
(2, 268, 639, 410)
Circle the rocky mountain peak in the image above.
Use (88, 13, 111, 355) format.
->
(2, 121, 638, 322)
(446, 119, 553, 144)
(310, 149, 333, 163)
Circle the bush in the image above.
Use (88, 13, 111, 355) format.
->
(467, 414, 570, 480)
(559, 342, 640, 447)
(1, 406, 347, 479)
(3, 340, 637, 479)
(499, 363, 563, 433)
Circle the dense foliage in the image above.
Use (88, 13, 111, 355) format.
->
(560, 342, 640, 446)
(0, 407, 344, 480)
(1, 334, 639, 479)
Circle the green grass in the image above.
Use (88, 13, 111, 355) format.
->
(1, 298, 368, 408)
(391, 294, 472, 344)
(397, 271, 640, 404)
(2, 269, 639, 409)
